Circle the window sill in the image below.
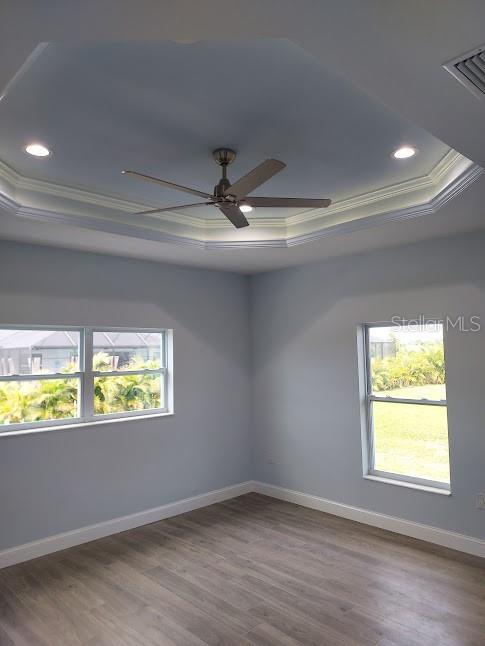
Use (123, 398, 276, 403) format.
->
(0, 411, 174, 438)
(363, 474, 451, 496)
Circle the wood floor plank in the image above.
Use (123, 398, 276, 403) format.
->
(0, 493, 484, 645)
(245, 622, 303, 646)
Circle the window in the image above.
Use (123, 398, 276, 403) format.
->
(362, 321, 450, 490)
(0, 327, 171, 433)
(90, 330, 167, 417)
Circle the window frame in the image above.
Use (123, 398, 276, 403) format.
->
(0, 325, 172, 434)
(362, 320, 451, 491)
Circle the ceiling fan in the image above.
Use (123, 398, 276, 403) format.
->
(122, 148, 331, 229)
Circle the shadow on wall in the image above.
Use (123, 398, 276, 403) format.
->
(250, 231, 485, 364)
(0, 241, 250, 365)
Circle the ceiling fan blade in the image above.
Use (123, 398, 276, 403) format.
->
(123, 170, 212, 199)
(218, 205, 249, 229)
(245, 197, 332, 208)
(224, 159, 286, 200)
(135, 202, 212, 215)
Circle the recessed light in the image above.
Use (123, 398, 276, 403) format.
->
(392, 146, 417, 159)
(25, 143, 50, 157)
(239, 202, 253, 213)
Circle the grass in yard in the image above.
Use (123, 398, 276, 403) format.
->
(372, 384, 450, 484)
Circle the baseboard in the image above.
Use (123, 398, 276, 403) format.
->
(253, 481, 485, 559)
(0, 481, 253, 569)
(2, 479, 483, 569)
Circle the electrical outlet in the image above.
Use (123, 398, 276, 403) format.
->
(476, 493, 485, 510)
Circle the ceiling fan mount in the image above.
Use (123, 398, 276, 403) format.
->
(123, 148, 331, 229)
(212, 147, 237, 167)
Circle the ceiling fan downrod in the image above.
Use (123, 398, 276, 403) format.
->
(212, 148, 237, 199)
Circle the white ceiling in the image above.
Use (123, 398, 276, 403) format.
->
(0, 1, 484, 272)
(0, 40, 448, 217)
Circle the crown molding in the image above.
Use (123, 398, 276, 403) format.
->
(286, 150, 471, 227)
(0, 159, 211, 229)
(285, 162, 484, 248)
(0, 149, 466, 224)
(0, 150, 482, 249)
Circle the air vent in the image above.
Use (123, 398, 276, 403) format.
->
(443, 44, 485, 99)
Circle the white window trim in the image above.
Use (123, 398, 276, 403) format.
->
(360, 320, 451, 492)
(363, 474, 451, 496)
(0, 325, 173, 435)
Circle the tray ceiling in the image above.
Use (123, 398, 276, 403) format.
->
(0, 22, 483, 271)
(0, 39, 450, 220)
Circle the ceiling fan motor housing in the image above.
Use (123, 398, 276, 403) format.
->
(214, 178, 233, 199)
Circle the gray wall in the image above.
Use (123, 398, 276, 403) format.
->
(2, 231, 485, 551)
(0, 241, 251, 550)
(251, 232, 485, 540)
